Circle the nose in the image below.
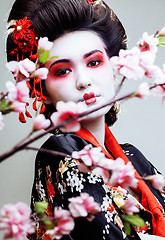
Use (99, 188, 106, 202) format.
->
(76, 67, 92, 90)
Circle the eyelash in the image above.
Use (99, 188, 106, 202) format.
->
(87, 59, 102, 67)
(54, 58, 102, 77)
(55, 68, 72, 77)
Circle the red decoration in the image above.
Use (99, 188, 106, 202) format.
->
(11, 17, 38, 57)
(9, 17, 48, 123)
(88, 0, 94, 4)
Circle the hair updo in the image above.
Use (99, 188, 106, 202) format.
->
(7, 0, 127, 126)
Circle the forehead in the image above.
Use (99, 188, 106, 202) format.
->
(48, 30, 106, 59)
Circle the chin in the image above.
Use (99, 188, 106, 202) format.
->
(81, 105, 110, 122)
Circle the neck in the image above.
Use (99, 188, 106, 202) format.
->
(81, 116, 105, 148)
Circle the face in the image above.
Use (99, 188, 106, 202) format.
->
(45, 31, 115, 122)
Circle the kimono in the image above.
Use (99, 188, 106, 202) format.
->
(30, 126, 165, 240)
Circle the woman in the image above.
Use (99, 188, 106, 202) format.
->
(6, 0, 165, 239)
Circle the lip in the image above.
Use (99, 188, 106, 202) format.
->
(78, 92, 100, 105)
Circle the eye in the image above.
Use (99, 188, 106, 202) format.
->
(87, 59, 102, 67)
(55, 68, 71, 77)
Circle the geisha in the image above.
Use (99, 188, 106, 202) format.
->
(6, 0, 165, 239)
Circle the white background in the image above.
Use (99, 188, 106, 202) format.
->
(0, 0, 165, 239)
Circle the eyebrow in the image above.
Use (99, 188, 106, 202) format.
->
(49, 59, 70, 70)
(49, 50, 103, 70)
(83, 50, 103, 59)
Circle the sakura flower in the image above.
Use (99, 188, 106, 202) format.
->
(6, 58, 36, 78)
(33, 114, 51, 131)
(38, 37, 53, 51)
(72, 144, 105, 166)
(68, 193, 101, 221)
(5, 81, 29, 112)
(159, 26, 165, 36)
(51, 101, 86, 132)
(12, 101, 26, 113)
(135, 82, 150, 99)
(145, 174, 165, 192)
(111, 47, 144, 80)
(0, 112, 4, 131)
(18, 59, 36, 77)
(32, 67, 49, 80)
(109, 158, 138, 189)
(6, 61, 19, 77)
(139, 51, 157, 77)
(138, 32, 159, 54)
(46, 207, 74, 240)
(0, 202, 35, 240)
(121, 198, 139, 215)
(92, 167, 110, 182)
(5, 81, 17, 102)
(16, 81, 29, 102)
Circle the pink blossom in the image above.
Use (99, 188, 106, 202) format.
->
(111, 47, 144, 80)
(51, 101, 86, 132)
(139, 51, 157, 78)
(6, 81, 29, 103)
(6, 61, 19, 77)
(0, 202, 35, 240)
(138, 32, 158, 54)
(72, 144, 105, 166)
(68, 193, 101, 221)
(145, 174, 165, 192)
(6, 59, 36, 78)
(46, 207, 74, 239)
(109, 158, 138, 189)
(12, 101, 26, 113)
(92, 167, 110, 182)
(16, 81, 30, 102)
(154, 64, 165, 84)
(159, 26, 165, 36)
(33, 114, 51, 131)
(5, 81, 17, 102)
(0, 112, 4, 131)
(38, 37, 53, 51)
(135, 82, 150, 99)
(121, 198, 139, 215)
(32, 68, 49, 80)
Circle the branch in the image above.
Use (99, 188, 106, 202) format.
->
(0, 90, 137, 163)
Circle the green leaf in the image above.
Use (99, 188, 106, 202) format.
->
(44, 220, 54, 230)
(122, 214, 146, 227)
(0, 97, 12, 114)
(159, 36, 165, 41)
(34, 202, 48, 215)
(122, 220, 131, 235)
(47, 56, 58, 62)
(39, 51, 50, 64)
(157, 42, 165, 46)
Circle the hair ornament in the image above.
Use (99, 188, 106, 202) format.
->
(8, 17, 38, 59)
(6, 17, 49, 123)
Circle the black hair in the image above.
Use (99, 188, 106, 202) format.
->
(7, 0, 127, 126)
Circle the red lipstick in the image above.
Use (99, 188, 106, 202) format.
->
(83, 92, 97, 105)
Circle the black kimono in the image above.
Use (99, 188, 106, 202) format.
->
(30, 132, 165, 240)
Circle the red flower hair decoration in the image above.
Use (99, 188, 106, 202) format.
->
(10, 17, 38, 59)
(8, 17, 48, 123)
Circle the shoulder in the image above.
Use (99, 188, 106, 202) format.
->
(41, 133, 89, 154)
(120, 143, 157, 176)
(35, 133, 89, 167)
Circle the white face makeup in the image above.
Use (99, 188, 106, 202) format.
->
(45, 30, 115, 122)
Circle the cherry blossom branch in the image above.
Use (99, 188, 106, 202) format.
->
(115, 76, 126, 96)
(1, 81, 165, 163)
(0, 90, 135, 163)
(25, 146, 69, 158)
